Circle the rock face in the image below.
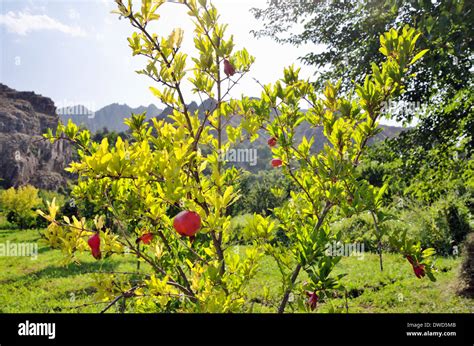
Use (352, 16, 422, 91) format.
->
(0, 84, 71, 191)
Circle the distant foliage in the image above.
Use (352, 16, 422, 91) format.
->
(92, 128, 130, 146)
(333, 193, 472, 256)
(398, 196, 472, 256)
(228, 170, 292, 216)
(332, 212, 379, 252)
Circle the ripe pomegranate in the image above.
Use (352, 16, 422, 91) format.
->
(406, 255, 426, 278)
(413, 264, 426, 278)
(223, 59, 236, 77)
(87, 233, 101, 260)
(267, 137, 277, 147)
(306, 291, 319, 311)
(173, 211, 201, 237)
(271, 158, 283, 168)
(138, 233, 154, 245)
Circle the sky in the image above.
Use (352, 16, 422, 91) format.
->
(0, 0, 401, 126)
(1, 0, 323, 110)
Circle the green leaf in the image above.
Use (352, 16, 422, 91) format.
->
(409, 49, 429, 65)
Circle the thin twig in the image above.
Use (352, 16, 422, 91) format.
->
(100, 285, 141, 314)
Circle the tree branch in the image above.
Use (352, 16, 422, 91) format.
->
(277, 202, 332, 313)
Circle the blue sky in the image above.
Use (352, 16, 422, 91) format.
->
(0, 0, 403, 127)
(1, 0, 325, 112)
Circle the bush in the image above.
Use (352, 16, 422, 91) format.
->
(396, 195, 472, 256)
(332, 193, 473, 256)
(0, 213, 12, 230)
(332, 212, 379, 252)
(0, 185, 42, 229)
(228, 214, 254, 243)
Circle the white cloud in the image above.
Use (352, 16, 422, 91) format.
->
(0, 11, 86, 37)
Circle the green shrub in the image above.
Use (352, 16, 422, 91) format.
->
(331, 193, 472, 256)
(0, 213, 12, 229)
(396, 195, 472, 256)
(229, 214, 254, 243)
(0, 185, 42, 229)
(332, 212, 380, 252)
(39, 190, 66, 209)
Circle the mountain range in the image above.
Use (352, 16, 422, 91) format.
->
(58, 103, 163, 133)
(58, 100, 407, 142)
(57, 98, 407, 172)
(0, 83, 408, 189)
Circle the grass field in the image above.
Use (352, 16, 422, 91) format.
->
(0, 228, 472, 313)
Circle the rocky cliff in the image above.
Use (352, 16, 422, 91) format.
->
(0, 84, 71, 191)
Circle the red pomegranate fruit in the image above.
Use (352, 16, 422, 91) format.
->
(173, 211, 202, 237)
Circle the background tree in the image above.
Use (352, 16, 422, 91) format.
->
(252, 0, 473, 202)
(252, 0, 472, 106)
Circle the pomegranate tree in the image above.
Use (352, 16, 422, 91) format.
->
(38, 0, 435, 313)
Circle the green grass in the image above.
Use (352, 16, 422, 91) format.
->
(0, 228, 140, 313)
(0, 229, 472, 313)
(244, 248, 473, 313)
(327, 253, 472, 313)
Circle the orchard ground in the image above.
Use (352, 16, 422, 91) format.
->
(0, 227, 472, 313)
